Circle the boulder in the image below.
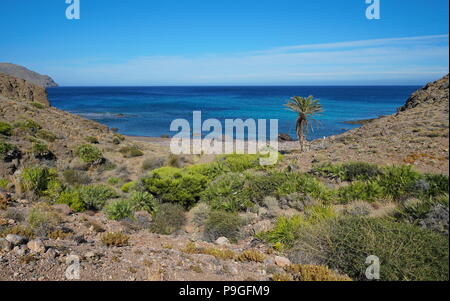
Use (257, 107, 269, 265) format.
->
(0, 238, 13, 251)
(5, 234, 27, 246)
(27, 239, 46, 254)
(215, 237, 230, 246)
(274, 256, 291, 267)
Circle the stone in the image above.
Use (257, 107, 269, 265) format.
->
(0, 238, 13, 251)
(27, 239, 46, 254)
(5, 234, 27, 246)
(13, 246, 27, 256)
(215, 237, 230, 246)
(44, 248, 58, 259)
(274, 256, 291, 267)
(52, 204, 72, 216)
(85, 251, 96, 259)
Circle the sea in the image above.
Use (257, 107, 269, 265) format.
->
(47, 86, 420, 140)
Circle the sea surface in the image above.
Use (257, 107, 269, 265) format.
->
(47, 86, 420, 140)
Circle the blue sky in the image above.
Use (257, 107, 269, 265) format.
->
(0, 0, 448, 85)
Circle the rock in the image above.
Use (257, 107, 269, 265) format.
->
(85, 251, 96, 259)
(0, 238, 13, 251)
(73, 235, 87, 245)
(0, 190, 12, 206)
(274, 256, 291, 267)
(5, 234, 27, 246)
(0, 73, 50, 105)
(44, 248, 58, 259)
(215, 237, 230, 246)
(27, 239, 46, 254)
(250, 220, 273, 235)
(278, 133, 294, 142)
(0, 63, 58, 88)
(13, 246, 27, 256)
(398, 74, 449, 112)
(52, 204, 72, 216)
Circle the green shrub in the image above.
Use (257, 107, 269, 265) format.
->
(313, 162, 382, 181)
(78, 185, 118, 210)
(395, 194, 449, 224)
(85, 136, 99, 144)
(200, 172, 251, 211)
(119, 146, 144, 158)
(204, 211, 243, 243)
(0, 141, 16, 160)
(107, 177, 121, 186)
(141, 157, 165, 171)
(55, 189, 85, 212)
(120, 181, 137, 193)
(337, 180, 384, 204)
(0, 178, 8, 189)
(377, 165, 421, 201)
(150, 203, 186, 235)
(20, 166, 57, 197)
(75, 144, 103, 164)
(63, 169, 91, 185)
(129, 191, 157, 213)
(104, 199, 134, 221)
(201, 171, 333, 212)
(36, 130, 58, 142)
(30, 102, 45, 109)
(422, 174, 449, 198)
(258, 205, 335, 250)
(190, 203, 211, 226)
(323, 217, 449, 281)
(143, 167, 208, 207)
(56, 184, 118, 212)
(31, 141, 49, 156)
(276, 173, 335, 202)
(27, 203, 60, 236)
(0, 121, 13, 136)
(15, 119, 41, 134)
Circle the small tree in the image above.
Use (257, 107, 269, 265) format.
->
(284, 96, 323, 151)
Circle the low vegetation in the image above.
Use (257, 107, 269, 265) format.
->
(101, 232, 129, 247)
(75, 144, 103, 164)
(0, 121, 13, 136)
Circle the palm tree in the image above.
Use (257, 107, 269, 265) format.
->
(284, 95, 323, 152)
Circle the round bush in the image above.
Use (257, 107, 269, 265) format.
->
(204, 211, 243, 242)
(324, 217, 449, 281)
(150, 203, 186, 235)
(75, 144, 103, 164)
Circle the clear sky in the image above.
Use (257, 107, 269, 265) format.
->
(0, 0, 448, 86)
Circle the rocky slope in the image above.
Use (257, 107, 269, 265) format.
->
(0, 73, 49, 106)
(0, 63, 58, 88)
(280, 74, 449, 175)
(399, 74, 449, 112)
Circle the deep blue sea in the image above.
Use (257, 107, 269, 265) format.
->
(47, 86, 420, 140)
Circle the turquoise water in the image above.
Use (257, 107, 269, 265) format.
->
(47, 86, 420, 140)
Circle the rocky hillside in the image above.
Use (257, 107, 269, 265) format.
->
(0, 73, 49, 106)
(399, 74, 449, 112)
(281, 74, 449, 175)
(0, 63, 58, 88)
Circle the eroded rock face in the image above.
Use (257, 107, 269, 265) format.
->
(398, 74, 449, 112)
(0, 73, 50, 106)
(0, 63, 58, 88)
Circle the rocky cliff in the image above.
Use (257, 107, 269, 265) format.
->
(398, 74, 449, 112)
(0, 63, 58, 88)
(0, 73, 50, 106)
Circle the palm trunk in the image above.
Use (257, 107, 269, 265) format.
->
(296, 114, 307, 152)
